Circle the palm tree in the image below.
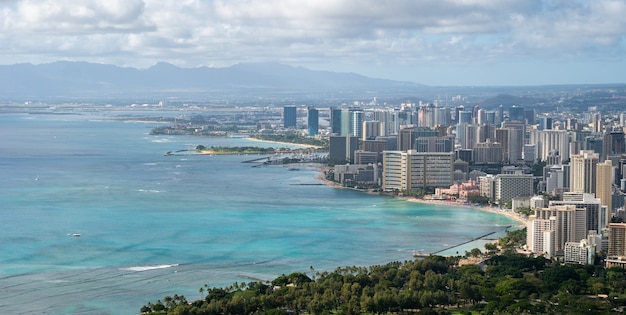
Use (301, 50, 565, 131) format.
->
(163, 295, 173, 308)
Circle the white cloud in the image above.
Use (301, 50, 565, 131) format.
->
(5, 0, 153, 33)
(0, 0, 624, 84)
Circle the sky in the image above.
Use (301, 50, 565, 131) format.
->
(0, 0, 625, 86)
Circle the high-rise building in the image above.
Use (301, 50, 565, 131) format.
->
(570, 150, 599, 194)
(417, 104, 436, 128)
(433, 106, 449, 127)
(529, 129, 571, 164)
(307, 107, 318, 136)
(458, 111, 472, 124)
(459, 124, 477, 150)
(608, 223, 626, 257)
(372, 110, 393, 136)
(592, 113, 602, 133)
(476, 123, 494, 143)
(603, 129, 625, 160)
(531, 204, 588, 256)
(494, 174, 534, 205)
(283, 106, 297, 128)
(495, 128, 510, 163)
(472, 141, 503, 164)
(350, 110, 364, 138)
(329, 135, 358, 164)
(567, 118, 579, 131)
(476, 109, 487, 125)
(330, 107, 342, 134)
(501, 121, 525, 164)
(397, 127, 415, 151)
(479, 174, 497, 200)
(564, 239, 595, 265)
(584, 135, 603, 157)
(485, 111, 496, 125)
(362, 121, 382, 141)
(362, 140, 387, 154)
(354, 150, 379, 165)
(509, 106, 525, 122)
(545, 164, 567, 196)
(381, 151, 405, 191)
(551, 192, 608, 234)
(596, 160, 613, 212)
(454, 106, 464, 124)
(472, 105, 480, 124)
(497, 105, 504, 125)
(523, 144, 537, 163)
(416, 136, 454, 153)
(381, 151, 453, 191)
(527, 218, 554, 256)
(539, 117, 553, 130)
(524, 109, 536, 125)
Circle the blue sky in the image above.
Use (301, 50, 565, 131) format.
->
(0, 0, 624, 86)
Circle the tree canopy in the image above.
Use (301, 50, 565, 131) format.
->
(141, 252, 624, 315)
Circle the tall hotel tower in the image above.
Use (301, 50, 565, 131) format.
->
(596, 160, 613, 212)
(570, 150, 599, 194)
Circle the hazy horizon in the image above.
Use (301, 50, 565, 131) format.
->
(0, 0, 624, 86)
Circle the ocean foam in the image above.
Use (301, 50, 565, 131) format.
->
(137, 189, 161, 193)
(120, 264, 179, 272)
(151, 138, 171, 143)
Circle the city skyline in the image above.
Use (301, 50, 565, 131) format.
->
(0, 0, 625, 86)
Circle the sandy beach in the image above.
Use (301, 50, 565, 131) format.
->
(402, 197, 528, 226)
(317, 173, 528, 227)
(245, 137, 322, 149)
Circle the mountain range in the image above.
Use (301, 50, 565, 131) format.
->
(0, 61, 424, 100)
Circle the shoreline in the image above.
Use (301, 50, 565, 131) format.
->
(315, 169, 527, 230)
(316, 174, 527, 226)
(402, 197, 528, 226)
(245, 137, 322, 149)
(315, 175, 527, 257)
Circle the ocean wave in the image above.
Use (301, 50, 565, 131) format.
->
(119, 264, 180, 272)
(137, 189, 162, 193)
(150, 138, 171, 143)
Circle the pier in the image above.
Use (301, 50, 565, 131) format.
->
(241, 156, 272, 163)
(415, 225, 512, 257)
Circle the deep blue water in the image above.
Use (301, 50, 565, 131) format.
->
(0, 112, 517, 314)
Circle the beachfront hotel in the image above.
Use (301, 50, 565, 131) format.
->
(478, 174, 534, 205)
(382, 150, 453, 191)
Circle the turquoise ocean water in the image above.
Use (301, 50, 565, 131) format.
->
(0, 112, 518, 314)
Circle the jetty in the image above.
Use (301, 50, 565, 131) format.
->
(414, 225, 512, 257)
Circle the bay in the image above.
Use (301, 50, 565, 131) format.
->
(0, 112, 517, 314)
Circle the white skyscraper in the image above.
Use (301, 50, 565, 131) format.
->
(531, 204, 588, 256)
(529, 129, 571, 164)
(570, 150, 599, 194)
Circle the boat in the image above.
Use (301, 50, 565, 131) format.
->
(68, 233, 81, 237)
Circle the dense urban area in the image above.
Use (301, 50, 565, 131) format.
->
(4, 84, 626, 314)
